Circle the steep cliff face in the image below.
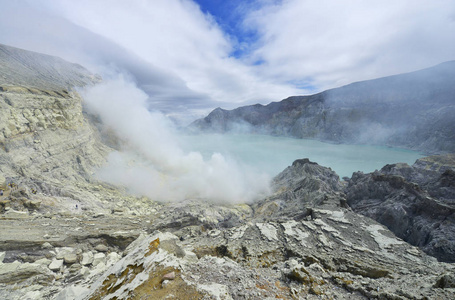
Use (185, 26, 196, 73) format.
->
(0, 87, 110, 203)
(191, 61, 455, 153)
(0, 43, 135, 214)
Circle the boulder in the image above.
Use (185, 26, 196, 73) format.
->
(34, 258, 51, 266)
(48, 259, 63, 272)
(106, 252, 121, 266)
(63, 253, 78, 265)
(68, 263, 82, 273)
(94, 244, 108, 252)
(56, 247, 76, 260)
(81, 252, 94, 266)
(41, 242, 53, 249)
(92, 253, 105, 267)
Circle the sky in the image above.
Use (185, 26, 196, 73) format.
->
(1, 0, 455, 124)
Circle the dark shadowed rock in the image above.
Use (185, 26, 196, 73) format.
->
(253, 158, 346, 220)
(346, 153, 455, 262)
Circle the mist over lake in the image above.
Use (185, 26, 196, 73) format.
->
(179, 133, 424, 179)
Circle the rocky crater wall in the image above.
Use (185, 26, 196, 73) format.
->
(191, 61, 455, 154)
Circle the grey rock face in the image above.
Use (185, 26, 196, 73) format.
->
(1, 156, 454, 299)
(94, 244, 108, 253)
(190, 61, 455, 153)
(253, 158, 346, 220)
(0, 261, 53, 285)
(346, 153, 455, 262)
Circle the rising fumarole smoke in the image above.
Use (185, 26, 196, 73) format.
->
(82, 76, 271, 203)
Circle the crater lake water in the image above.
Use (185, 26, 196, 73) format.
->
(179, 133, 424, 179)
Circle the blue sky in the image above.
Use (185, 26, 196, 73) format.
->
(0, 0, 455, 124)
(194, 0, 247, 37)
(193, 0, 259, 58)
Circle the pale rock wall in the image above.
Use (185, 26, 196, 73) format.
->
(0, 86, 114, 210)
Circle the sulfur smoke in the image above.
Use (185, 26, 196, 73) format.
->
(82, 76, 271, 203)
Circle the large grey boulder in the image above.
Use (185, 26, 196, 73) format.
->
(48, 259, 64, 272)
(81, 252, 94, 266)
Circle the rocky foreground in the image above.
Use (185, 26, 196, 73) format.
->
(0, 43, 454, 299)
(1, 157, 455, 299)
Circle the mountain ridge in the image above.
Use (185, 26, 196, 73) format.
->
(0, 43, 100, 92)
(191, 60, 455, 153)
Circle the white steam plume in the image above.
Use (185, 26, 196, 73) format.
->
(82, 76, 270, 203)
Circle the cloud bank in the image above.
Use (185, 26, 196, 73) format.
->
(82, 76, 270, 202)
(1, 0, 453, 123)
(245, 0, 455, 90)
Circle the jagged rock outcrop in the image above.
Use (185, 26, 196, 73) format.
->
(56, 220, 455, 300)
(253, 158, 345, 220)
(346, 153, 455, 263)
(190, 61, 455, 153)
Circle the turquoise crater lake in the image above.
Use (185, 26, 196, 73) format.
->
(179, 134, 424, 179)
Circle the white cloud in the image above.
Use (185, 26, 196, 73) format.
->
(0, 0, 454, 119)
(245, 0, 455, 89)
(36, 0, 299, 106)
